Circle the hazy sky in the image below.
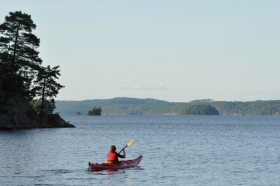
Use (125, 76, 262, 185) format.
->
(1, 1, 279, 102)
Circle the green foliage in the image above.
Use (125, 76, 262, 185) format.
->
(32, 65, 64, 114)
(210, 100, 280, 115)
(87, 106, 102, 116)
(54, 98, 280, 116)
(30, 99, 55, 114)
(55, 98, 188, 115)
(181, 105, 219, 115)
(0, 11, 42, 100)
(0, 11, 64, 114)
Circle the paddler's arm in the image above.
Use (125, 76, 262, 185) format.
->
(118, 150, 126, 159)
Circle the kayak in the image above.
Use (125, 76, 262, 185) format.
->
(88, 156, 143, 172)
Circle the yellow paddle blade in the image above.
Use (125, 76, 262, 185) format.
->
(127, 138, 135, 147)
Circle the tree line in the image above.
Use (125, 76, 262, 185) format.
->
(0, 11, 64, 115)
(54, 98, 280, 115)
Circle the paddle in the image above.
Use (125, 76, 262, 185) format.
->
(119, 138, 135, 153)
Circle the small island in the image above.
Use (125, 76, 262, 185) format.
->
(87, 106, 102, 116)
(182, 105, 219, 115)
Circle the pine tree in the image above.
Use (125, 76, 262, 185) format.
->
(32, 65, 65, 114)
(1, 11, 65, 115)
(0, 11, 42, 99)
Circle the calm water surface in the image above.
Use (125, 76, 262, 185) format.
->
(1, 115, 280, 185)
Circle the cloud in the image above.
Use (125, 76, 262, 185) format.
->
(129, 82, 167, 90)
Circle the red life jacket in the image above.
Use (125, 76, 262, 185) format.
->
(107, 151, 118, 163)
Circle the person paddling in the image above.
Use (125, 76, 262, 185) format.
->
(107, 145, 126, 164)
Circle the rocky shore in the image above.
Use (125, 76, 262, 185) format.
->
(0, 91, 75, 130)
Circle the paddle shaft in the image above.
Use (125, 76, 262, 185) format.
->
(119, 138, 134, 153)
(119, 145, 127, 153)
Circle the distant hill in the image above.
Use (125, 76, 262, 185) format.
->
(54, 97, 185, 115)
(54, 98, 280, 116)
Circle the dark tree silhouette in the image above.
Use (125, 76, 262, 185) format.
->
(32, 65, 65, 114)
(0, 11, 65, 115)
(0, 11, 42, 99)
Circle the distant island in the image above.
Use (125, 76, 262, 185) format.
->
(86, 106, 102, 116)
(182, 105, 219, 115)
(54, 98, 280, 116)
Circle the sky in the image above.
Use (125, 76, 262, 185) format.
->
(1, 0, 280, 102)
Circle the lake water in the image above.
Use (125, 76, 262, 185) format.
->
(1, 115, 280, 185)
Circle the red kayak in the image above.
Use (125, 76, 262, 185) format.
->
(88, 156, 143, 172)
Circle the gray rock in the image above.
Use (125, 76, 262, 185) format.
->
(0, 90, 75, 129)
